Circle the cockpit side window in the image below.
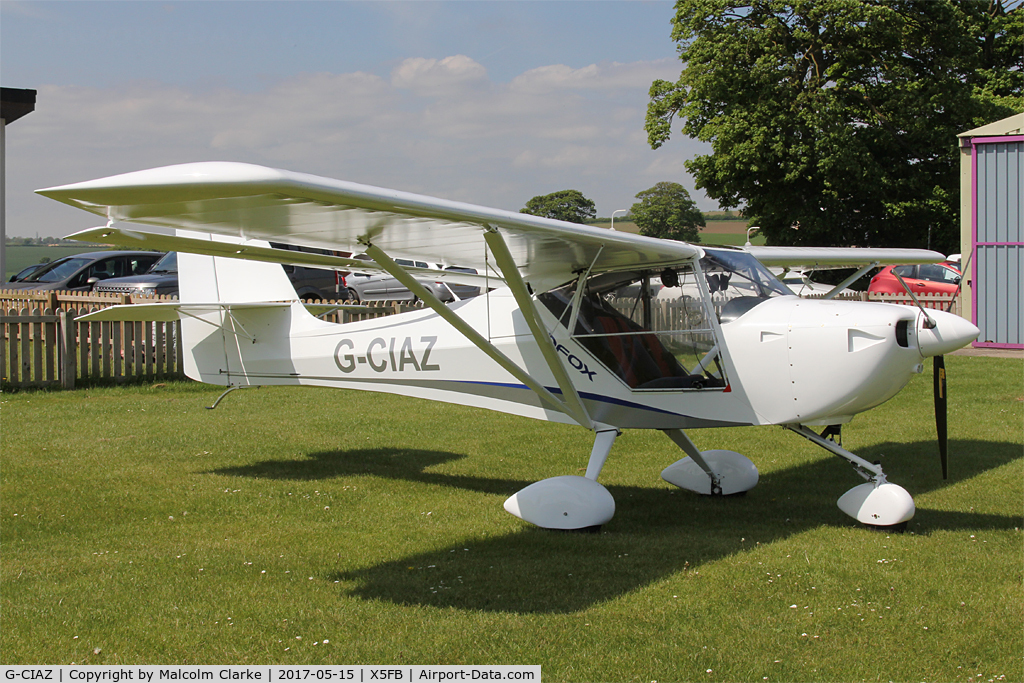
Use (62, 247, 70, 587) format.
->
(538, 262, 727, 391)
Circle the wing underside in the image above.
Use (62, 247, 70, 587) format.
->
(38, 162, 701, 293)
(743, 246, 946, 269)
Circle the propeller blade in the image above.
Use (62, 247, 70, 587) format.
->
(933, 355, 948, 479)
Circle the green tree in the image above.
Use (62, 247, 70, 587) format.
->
(646, 0, 1022, 254)
(631, 182, 705, 242)
(521, 190, 596, 224)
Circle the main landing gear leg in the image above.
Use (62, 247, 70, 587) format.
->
(660, 429, 759, 496)
(786, 424, 915, 528)
(503, 427, 620, 530)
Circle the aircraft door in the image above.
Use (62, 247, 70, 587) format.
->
(537, 266, 728, 391)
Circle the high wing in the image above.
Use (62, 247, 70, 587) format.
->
(38, 161, 700, 293)
(741, 245, 947, 299)
(742, 246, 945, 269)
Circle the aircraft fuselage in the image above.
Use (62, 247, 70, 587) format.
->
(183, 287, 957, 432)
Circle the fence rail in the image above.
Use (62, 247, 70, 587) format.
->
(1, 288, 960, 391)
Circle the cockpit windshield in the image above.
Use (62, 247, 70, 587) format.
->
(659, 248, 792, 323)
(537, 249, 791, 391)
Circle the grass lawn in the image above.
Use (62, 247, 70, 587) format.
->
(1, 356, 1021, 681)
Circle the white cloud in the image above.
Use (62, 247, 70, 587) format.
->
(6, 56, 713, 238)
(391, 55, 488, 96)
(511, 59, 680, 93)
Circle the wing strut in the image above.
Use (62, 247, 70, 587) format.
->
(567, 247, 603, 334)
(482, 227, 595, 430)
(360, 242, 592, 428)
(823, 261, 879, 300)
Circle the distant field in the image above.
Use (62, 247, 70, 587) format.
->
(3, 245, 109, 282)
(701, 219, 749, 233)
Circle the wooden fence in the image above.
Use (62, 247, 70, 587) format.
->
(1, 288, 959, 391)
(865, 290, 960, 316)
(0, 290, 422, 390)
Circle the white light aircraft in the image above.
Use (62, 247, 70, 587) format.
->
(39, 162, 980, 531)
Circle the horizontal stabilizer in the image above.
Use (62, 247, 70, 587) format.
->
(75, 301, 371, 323)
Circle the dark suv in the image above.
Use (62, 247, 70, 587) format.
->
(93, 250, 179, 297)
(269, 243, 350, 301)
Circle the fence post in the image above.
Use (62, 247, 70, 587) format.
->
(7, 308, 20, 385)
(32, 310, 44, 385)
(20, 309, 32, 384)
(0, 309, 6, 387)
(44, 308, 56, 383)
(59, 309, 77, 390)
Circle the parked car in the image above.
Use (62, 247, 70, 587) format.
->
(774, 268, 855, 297)
(5, 251, 163, 292)
(94, 248, 350, 301)
(441, 266, 482, 300)
(8, 262, 47, 283)
(93, 250, 180, 297)
(868, 263, 962, 295)
(269, 243, 351, 301)
(347, 258, 481, 303)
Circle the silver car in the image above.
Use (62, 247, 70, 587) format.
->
(346, 259, 480, 303)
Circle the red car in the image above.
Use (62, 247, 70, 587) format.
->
(868, 263, 962, 295)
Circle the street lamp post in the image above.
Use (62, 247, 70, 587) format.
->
(745, 226, 760, 246)
(611, 209, 627, 231)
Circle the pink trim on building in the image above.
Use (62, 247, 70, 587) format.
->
(971, 135, 1024, 145)
(969, 134, 1023, 349)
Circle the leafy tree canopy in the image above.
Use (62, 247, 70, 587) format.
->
(521, 190, 596, 224)
(646, 0, 1022, 254)
(631, 182, 706, 242)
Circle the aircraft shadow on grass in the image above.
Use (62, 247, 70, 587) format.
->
(209, 439, 1021, 615)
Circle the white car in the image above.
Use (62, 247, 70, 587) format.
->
(347, 258, 481, 302)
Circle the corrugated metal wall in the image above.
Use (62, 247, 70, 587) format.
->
(974, 139, 1023, 347)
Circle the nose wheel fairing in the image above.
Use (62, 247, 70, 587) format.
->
(838, 482, 915, 527)
(786, 424, 915, 527)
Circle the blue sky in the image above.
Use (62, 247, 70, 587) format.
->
(2, 1, 713, 238)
